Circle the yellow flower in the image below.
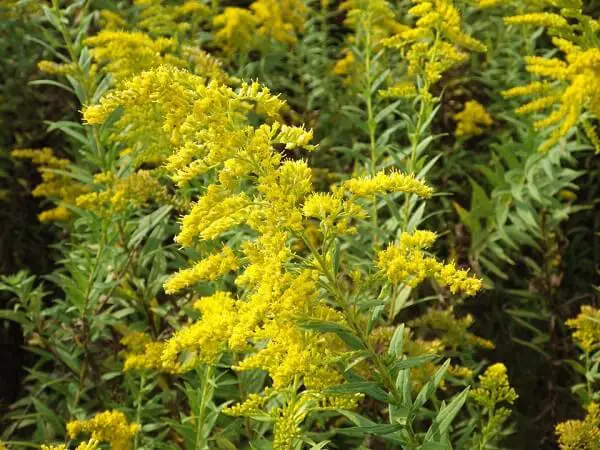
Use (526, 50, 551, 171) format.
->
(86, 31, 184, 83)
(471, 0, 502, 8)
(11, 148, 89, 222)
(121, 332, 167, 372)
(99, 9, 127, 29)
(555, 403, 600, 450)
(37, 60, 77, 76)
(42, 441, 99, 450)
(409, 307, 495, 350)
(161, 292, 239, 371)
(303, 192, 365, 235)
(471, 363, 518, 408)
(251, 0, 308, 46)
(504, 13, 569, 30)
(334, 0, 409, 85)
(381, 0, 486, 97)
(213, 7, 259, 54)
(377, 230, 482, 295)
(75, 170, 171, 214)
(379, 81, 418, 98)
(163, 247, 239, 294)
(344, 170, 433, 198)
(502, 5, 600, 152)
(566, 305, 600, 353)
(67, 411, 139, 450)
(133, 0, 210, 36)
(454, 100, 493, 137)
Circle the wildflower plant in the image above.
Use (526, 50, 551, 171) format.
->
(1, 0, 598, 449)
(500, 0, 600, 152)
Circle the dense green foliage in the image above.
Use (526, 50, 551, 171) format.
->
(0, 1, 599, 449)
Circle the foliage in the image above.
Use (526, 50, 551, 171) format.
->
(0, 0, 598, 449)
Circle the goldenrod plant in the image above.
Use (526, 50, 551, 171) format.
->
(0, 0, 598, 449)
(554, 306, 600, 450)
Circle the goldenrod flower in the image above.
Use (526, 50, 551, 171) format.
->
(454, 100, 493, 137)
(213, 7, 259, 54)
(344, 170, 433, 198)
(381, 0, 486, 98)
(67, 411, 139, 450)
(566, 305, 600, 353)
(502, 4, 600, 152)
(161, 292, 239, 371)
(409, 307, 495, 350)
(377, 230, 482, 295)
(133, 0, 210, 37)
(42, 441, 99, 450)
(555, 403, 600, 450)
(11, 148, 89, 222)
(471, 363, 518, 408)
(504, 13, 569, 30)
(86, 31, 185, 83)
(76, 170, 171, 214)
(37, 60, 77, 76)
(251, 0, 308, 46)
(163, 247, 239, 294)
(121, 332, 167, 372)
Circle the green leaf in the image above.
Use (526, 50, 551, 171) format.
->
(393, 354, 437, 371)
(0, 309, 29, 326)
(413, 359, 450, 410)
(424, 387, 470, 442)
(295, 318, 364, 350)
(388, 324, 405, 358)
(326, 382, 389, 402)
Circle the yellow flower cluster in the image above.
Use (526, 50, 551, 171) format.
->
(471, 0, 502, 8)
(505, 12, 570, 29)
(67, 411, 140, 450)
(377, 230, 482, 295)
(86, 63, 486, 444)
(163, 247, 239, 294)
(566, 305, 600, 353)
(502, 5, 600, 152)
(213, 0, 307, 54)
(11, 148, 89, 222)
(91, 2, 228, 84)
(213, 8, 259, 54)
(454, 100, 493, 137)
(76, 170, 173, 214)
(160, 292, 239, 372)
(381, 0, 487, 99)
(344, 170, 433, 198)
(84, 67, 284, 170)
(85, 66, 360, 409)
(41, 440, 99, 450)
(86, 31, 185, 83)
(334, 0, 408, 82)
(555, 403, 600, 450)
(121, 332, 166, 372)
(471, 363, 518, 408)
(132, 0, 210, 37)
(409, 307, 495, 350)
(37, 60, 78, 76)
(251, 0, 308, 46)
(0, 0, 42, 19)
(303, 191, 367, 235)
(224, 388, 363, 449)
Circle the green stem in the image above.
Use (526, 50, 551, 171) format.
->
(362, 12, 380, 245)
(134, 374, 146, 448)
(299, 231, 419, 447)
(195, 365, 214, 450)
(402, 97, 429, 232)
